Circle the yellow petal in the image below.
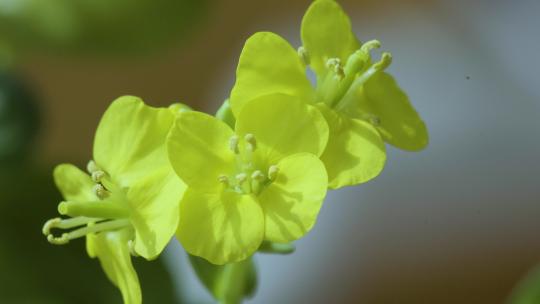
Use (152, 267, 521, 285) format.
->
(167, 111, 236, 192)
(235, 94, 328, 165)
(318, 104, 386, 189)
(177, 189, 264, 265)
(258, 153, 327, 243)
(230, 32, 313, 117)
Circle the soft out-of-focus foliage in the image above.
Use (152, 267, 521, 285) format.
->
(0, 69, 39, 163)
(509, 265, 540, 304)
(0, 0, 209, 56)
(189, 254, 257, 303)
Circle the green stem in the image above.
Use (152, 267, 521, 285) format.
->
(216, 99, 236, 128)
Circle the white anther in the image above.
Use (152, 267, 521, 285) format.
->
(87, 160, 99, 174)
(326, 58, 344, 80)
(229, 135, 239, 154)
(236, 173, 247, 184)
(91, 170, 105, 183)
(245, 133, 257, 151)
(297, 46, 310, 65)
(326, 58, 340, 69)
(268, 165, 279, 181)
(92, 184, 109, 199)
(251, 170, 265, 181)
(218, 174, 230, 186)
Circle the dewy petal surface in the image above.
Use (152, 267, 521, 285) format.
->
(93, 96, 175, 188)
(317, 104, 386, 189)
(230, 31, 313, 117)
(127, 169, 185, 259)
(235, 94, 329, 165)
(53, 163, 96, 202)
(354, 72, 429, 151)
(177, 189, 264, 265)
(301, 0, 360, 78)
(87, 229, 142, 304)
(258, 153, 327, 243)
(167, 111, 236, 192)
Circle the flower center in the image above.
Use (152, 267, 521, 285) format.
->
(314, 40, 392, 125)
(43, 161, 131, 245)
(218, 133, 279, 195)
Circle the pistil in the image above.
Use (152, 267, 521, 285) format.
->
(313, 39, 393, 115)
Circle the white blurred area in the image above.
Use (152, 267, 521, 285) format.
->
(165, 0, 540, 303)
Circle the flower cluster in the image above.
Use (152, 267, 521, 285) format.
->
(41, 1, 427, 303)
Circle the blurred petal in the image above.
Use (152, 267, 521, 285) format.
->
(87, 229, 141, 304)
(53, 163, 96, 202)
(127, 170, 185, 259)
(318, 104, 386, 189)
(235, 94, 328, 164)
(93, 96, 175, 188)
(167, 111, 236, 192)
(301, 0, 360, 77)
(177, 189, 264, 265)
(258, 153, 327, 243)
(355, 72, 429, 151)
(230, 32, 313, 117)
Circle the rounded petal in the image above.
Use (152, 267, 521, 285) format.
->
(127, 170, 185, 260)
(53, 163, 96, 202)
(230, 32, 314, 117)
(93, 96, 175, 188)
(177, 189, 264, 265)
(167, 111, 236, 192)
(359, 72, 429, 151)
(317, 104, 386, 189)
(301, 0, 360, 77)
(87, 229, 142, 304)
(235, 94, 329, 165)
(258, 153, 327, 243)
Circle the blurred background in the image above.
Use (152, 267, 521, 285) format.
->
(1, 0, 539, 303)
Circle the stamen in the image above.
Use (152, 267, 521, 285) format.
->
(372, 52, 392, 71)
(360, 40, 381, 53)
(245, 133, 257, 151)
(42, 216, 101, 236)
(48, 233, 69, 245)
(250, 170, 265, 195)
(91, 170, 105, 183)
(235, 173, 249, 193)
(297, 46, 310, 65)
(335, 52, 393, 112)
(229, 135, 239, 154)
(268, 165, 279, 181)
(46, 219, 130, 245)
(87, 160, 99, 174)
(93, 184, 109, 199)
